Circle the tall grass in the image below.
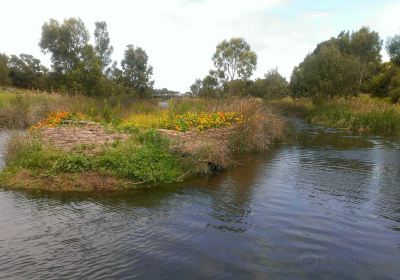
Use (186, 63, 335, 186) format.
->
(268, 94, 400, 135)
(0, 89, 160, 128)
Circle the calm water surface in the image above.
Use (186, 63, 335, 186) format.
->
(0, 126, 399, 279)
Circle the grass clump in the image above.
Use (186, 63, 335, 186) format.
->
(97, 141, 185, 183)
(96, 129, 187, 184)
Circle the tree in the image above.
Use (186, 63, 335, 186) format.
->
(199, 73, 220, 98)
(64, 45, 105, 96)
(313, 27, 382, 89)
(349, 27, 382, 86)
(223, 79, 252, 97)
(190, 78, 202, 96)
(250, 69, 289, 99)
(212, 38, 257, 82)
(0, 54, 11, 86)
(8, 54, 48, 89)
(368, 62, 398, 97)
(387, 34, 400, 66)
(389, 72, 400, 103)
(39, 18, 90, 73)
(94, 21, 113, 71)
(121, 45, 154, 95)
(290, 45, 360, 99)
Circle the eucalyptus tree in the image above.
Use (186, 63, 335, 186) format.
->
(121, 45, 154, 95)
(39, 18, 90, 73)
(94, 21, 113, 71)
(290, 45, 360, 99)
(387, 34, 400, 66)
(212, 38, 257, 82)
(0, 53, 10, 86)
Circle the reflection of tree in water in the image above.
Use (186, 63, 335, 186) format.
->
(203, 152, 277, 233)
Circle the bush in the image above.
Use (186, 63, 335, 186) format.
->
(389, 88, 400, 103)
(96, 140, 185, 183)
(52, 154, 92, 172)
(5, 134, 57, 169)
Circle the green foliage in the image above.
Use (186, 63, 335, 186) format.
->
(212, 38, 257, 82)
(8, 54, 48, 89)
(36, 18, 153, 97)
(52, 153, 92, 172)
(198, 72, 221, 98)
(290, 44, 360, 99)
(387, 34, 400, 66)
(313, 27, 382, 89)
(223, 79, 252, 97)
(190, 79, 202, 97)
(94, 21, 113, 71)
(121, 45, 154, 96)
(389, 88, 400, 104)
(96, 135, 185, 184)
(0, 54, 11, 86)
(389, 73, 400, 103)
(5, 128, 187, 184)
(307, 98, 400, 135)
(251, 69, 289, 99)
(6, 135, 56, 170)
(64, 45, 107, 96)
(40, 18, 90, 73)
(368, 62, 398, 97)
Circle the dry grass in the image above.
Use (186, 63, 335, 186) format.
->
(159, 98, 286, 172)
(227, 98, 285, 152)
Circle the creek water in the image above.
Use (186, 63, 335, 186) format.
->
(0, 125, 399, 279)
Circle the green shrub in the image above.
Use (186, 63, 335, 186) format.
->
(389, 88, 400, 103)
(6, 134, 57, 169)
(96, 140, 185, 183)
(51, 153, 92, 172)
(136, 129, 168, 147)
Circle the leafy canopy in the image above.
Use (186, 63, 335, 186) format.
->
(212, 38, 257, 82)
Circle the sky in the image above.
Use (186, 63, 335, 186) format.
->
(1, 0, 399, 92)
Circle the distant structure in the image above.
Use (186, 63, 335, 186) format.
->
(153, 88, 182, 100)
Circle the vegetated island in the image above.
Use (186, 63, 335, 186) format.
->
(0, 91, 285, 191)
(1, 18, 400, 191)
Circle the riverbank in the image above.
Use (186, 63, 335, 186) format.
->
(0, 92, 286, 191)
(268, 94, 400, 135)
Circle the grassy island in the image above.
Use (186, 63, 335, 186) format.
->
(0, 90, 285, 191)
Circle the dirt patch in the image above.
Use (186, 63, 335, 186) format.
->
(5, 169, 131, 192)
(37, 123, 130, 154)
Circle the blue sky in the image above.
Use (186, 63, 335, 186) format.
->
(1, 0, 399, 92)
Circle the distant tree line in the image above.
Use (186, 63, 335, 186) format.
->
(0, 18, 154, 97)
(189, 27, 400, 103)
(1, 19, 400, 103)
